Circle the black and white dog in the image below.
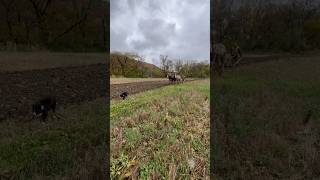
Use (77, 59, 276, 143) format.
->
(120, 92, 128, 100)
(32, 96, 57, 122)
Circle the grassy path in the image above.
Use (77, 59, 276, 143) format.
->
(111, 80, 210, 179)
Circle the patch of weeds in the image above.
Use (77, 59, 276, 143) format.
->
(168, 129, 179, 144)
(179, 94, 190, 105)
(148, 110, 158, 119)
(140, 123, 155, 137)
(177, 163, 190, 179)
(140, 156, 166, 179)
(171, 117, 183, 130)
(198, 84, 210, 97)
(155, 141, 167, 152)
(111, 153, 129, 179)
(168, 104, 179, 116)
(125, 128, 142, 150)
(158, 114, 166, 124)
(192, 137, 204, 153)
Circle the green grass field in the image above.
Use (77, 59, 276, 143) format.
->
(0, 99, 107, 179)
(111, 80, 210, 179)
(213, 56, 320, 179)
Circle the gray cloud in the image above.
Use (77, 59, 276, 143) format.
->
(110, 0, 210, 66)
(131, 18, 176, 50)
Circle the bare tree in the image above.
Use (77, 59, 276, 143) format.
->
(100, 0, 108, 50)
(160, 55, 169, 74)
(51, 0, 93, 44)
(175, 59, 183, 73)
(0, 0, 16, 42)
(167, 60, 174, 72)
(27, 0, 52, 46)
(0, 0, 109, 51)
(212, 0, 234, 43)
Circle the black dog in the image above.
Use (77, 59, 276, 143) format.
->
(32, 96, 57, 122)
(120, 92, 128, 100)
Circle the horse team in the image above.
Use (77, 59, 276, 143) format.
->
(213, 43, 242, 76)
(167, 73, 184, 83)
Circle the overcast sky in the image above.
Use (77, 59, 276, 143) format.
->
(110, 0, 210, 66)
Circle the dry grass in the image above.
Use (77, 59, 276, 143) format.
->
(213, 56, 320, 179)
(111, 80, 210, 179)
(0, 52, 106, 72)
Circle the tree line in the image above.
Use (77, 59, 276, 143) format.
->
(212, 0, 320, 52)
(110, 52, 210, 78)
(160, 55, 210, 78)
(110, 52, 164, 78)
(0, 0, 108, 52)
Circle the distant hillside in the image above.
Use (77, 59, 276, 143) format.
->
(110, 53, 164, 78)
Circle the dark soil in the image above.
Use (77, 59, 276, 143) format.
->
(111, 80, 188, 100)
(0, 63, 107, 121)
